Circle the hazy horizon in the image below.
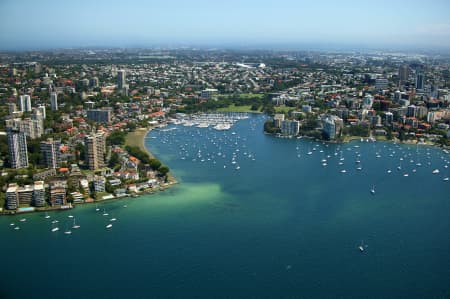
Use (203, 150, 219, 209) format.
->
(1, 0, 450, 51)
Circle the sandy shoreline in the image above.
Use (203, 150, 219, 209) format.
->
(125, 127, 154, 157)
(126, 127, 178, 184)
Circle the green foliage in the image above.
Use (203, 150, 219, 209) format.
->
(158, 166, 169, 176)
(126, 122, 137, 131)
(399, 129, 406, 141)
(44, 110, 63, 132)
(0, 135, 8, 158)
(149, 158, 162, 170)
(386, 129, 393, 140)
(250, 104, 260, 111)
(177, 94, 270, 114)
(0, 192, 5, 209)
(107, 131, 126, 146)
(263, 120, 280, 134)
(344, 125, 370, 137)
(125, 145, 151, 164)
(264, 105, 276, 116)
(75, 143, 85, 161)
(303, 118, 319, 131)
(27, 138, 43, 166)
(105, 181, 115, 193)
(108, 152, 120, 168)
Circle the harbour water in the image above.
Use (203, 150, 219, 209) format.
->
(1, 114, 449, 299)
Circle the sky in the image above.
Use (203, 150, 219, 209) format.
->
(1, 0, 450, 50)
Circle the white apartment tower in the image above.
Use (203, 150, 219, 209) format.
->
(19, 95, 32, 112)
(7, 128, 29, 169)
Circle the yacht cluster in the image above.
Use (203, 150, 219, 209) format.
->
(9, 204, 128, 233)
(170, 113, 250, 130)
(292, 138, 450, 187)
(152, 113, 263, 171)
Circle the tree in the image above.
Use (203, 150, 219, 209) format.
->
(106, 131, 126, 146)
(149, 158, 162, 170)
(105, 181, 115, 194)
(386, 129, 393, 140)
(108, 152, 120, 168)
(125, 145, 151, 164)
(158, 166, 169, 177)
(264, 105, 276, 116)
(126, 122, 137, 131)
(263, 120, 280, 134)
(75, 143, 85, 161)
(399, 130, 406, 141)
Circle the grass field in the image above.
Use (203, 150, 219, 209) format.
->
(216, 104, 262, 113)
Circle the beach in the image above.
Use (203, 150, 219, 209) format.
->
(126, 127, 178, 184)
(125, 127, 154, 157)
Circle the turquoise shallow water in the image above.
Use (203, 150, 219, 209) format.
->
(1, 114, 449, 299)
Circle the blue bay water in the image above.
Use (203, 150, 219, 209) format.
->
(1, 114, 449, 299)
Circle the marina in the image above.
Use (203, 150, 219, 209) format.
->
(169, 112, 250, 130)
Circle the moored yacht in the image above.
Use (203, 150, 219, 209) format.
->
(358, 241, 366, 252)
(72, 218, 80, 229)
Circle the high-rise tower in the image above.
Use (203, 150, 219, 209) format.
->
(50, 92, 58, 111)
(117, 70, 126, 90)
(7, 128, 29, 169)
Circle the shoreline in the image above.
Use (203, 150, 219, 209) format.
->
(0, 127, 178, 216)
(265, 131, 448, 150)
(126, 127, 178, 184)
(125, 127, 155, 157)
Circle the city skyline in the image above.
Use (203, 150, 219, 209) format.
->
(1, 0, 450, 51)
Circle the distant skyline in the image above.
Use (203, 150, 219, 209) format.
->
(1, 0, 450, 51)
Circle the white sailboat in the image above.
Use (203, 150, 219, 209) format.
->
(358, 241, 366, 252)
(370, 185, 375, 195)
(51, 223, 59, 232)
(64, 223, 72, 235)
(106, 223, 113, 229)
(72, 218, 80, 229)
(102, 209, 109, 216)
(44, 212, 51, 219)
